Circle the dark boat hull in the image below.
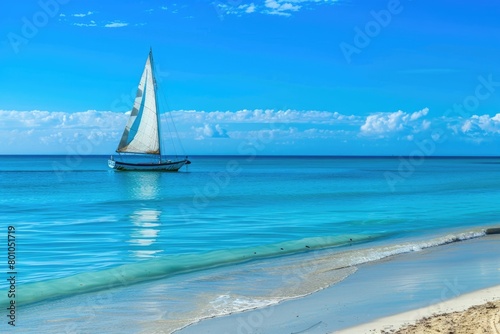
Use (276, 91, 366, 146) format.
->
(108, 159, 190, 171)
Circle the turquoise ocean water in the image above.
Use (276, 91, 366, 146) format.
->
(1, 155, 499, 333)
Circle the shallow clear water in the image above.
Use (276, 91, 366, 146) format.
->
(1, 155, 499, 332)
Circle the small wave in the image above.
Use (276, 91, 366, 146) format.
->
(337, 230, 486, 268)
(0, 230, 486, 308)
(156, 229, 489, 333)
(0, 233, 375, 307)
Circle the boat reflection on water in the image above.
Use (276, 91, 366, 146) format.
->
(128, 208, 163, 258)
(115, 172, 165, 258)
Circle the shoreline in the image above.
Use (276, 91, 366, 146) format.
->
(176, 233, 500, 334)
(337, 228, 500, 333)
(336, 285, 500, 333)
(14, 229, 500, 333)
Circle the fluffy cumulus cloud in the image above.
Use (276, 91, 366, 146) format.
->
(460, 113, 500, 137)
(360, 108, 430, 138)
(194, 124, 229, 139)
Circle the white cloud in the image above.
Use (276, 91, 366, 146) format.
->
(360, 108, 430, 137)
(461, 120, 473, 133)
(0, 110, 127, 154)
(171, 109, 361, 125)
(74, 20, 97, 27)
(460, 113, 500, 135)
(215, 0, 337, 17)
(0, 110, 126, 130)
(265, 0, 280, 9)
(104, 21, 129, 28)
(3, 108, 500, 155)
(264, 0, 301, 16)
(0, 109, 359, 153)
(410, 108, 429, 121)
(245, 3, 256, 13)
(194, 124, 229, 139)
(230, 127, 296, 140)
(73, 11, 94, 17)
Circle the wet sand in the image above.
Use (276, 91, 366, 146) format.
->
(176, 234, 500, 334)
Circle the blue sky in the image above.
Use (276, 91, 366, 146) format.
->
(1, 0, 500, 155)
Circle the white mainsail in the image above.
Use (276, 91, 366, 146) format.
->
(116, 52, 160, 155)
(108, 49, 190, 172)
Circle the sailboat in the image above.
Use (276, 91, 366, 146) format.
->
(108, 49, 191, 171)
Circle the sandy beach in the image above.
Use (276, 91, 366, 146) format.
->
(395, 300, 500, 334)
(338, 285, 500, 333)
(176, 233, 500, 334)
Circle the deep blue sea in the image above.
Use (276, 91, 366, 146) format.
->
(1, 155, 499, 333)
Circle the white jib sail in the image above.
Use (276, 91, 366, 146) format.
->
(116, 53, 160, 155)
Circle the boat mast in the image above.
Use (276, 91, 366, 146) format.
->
(149, 47, 163, 163)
